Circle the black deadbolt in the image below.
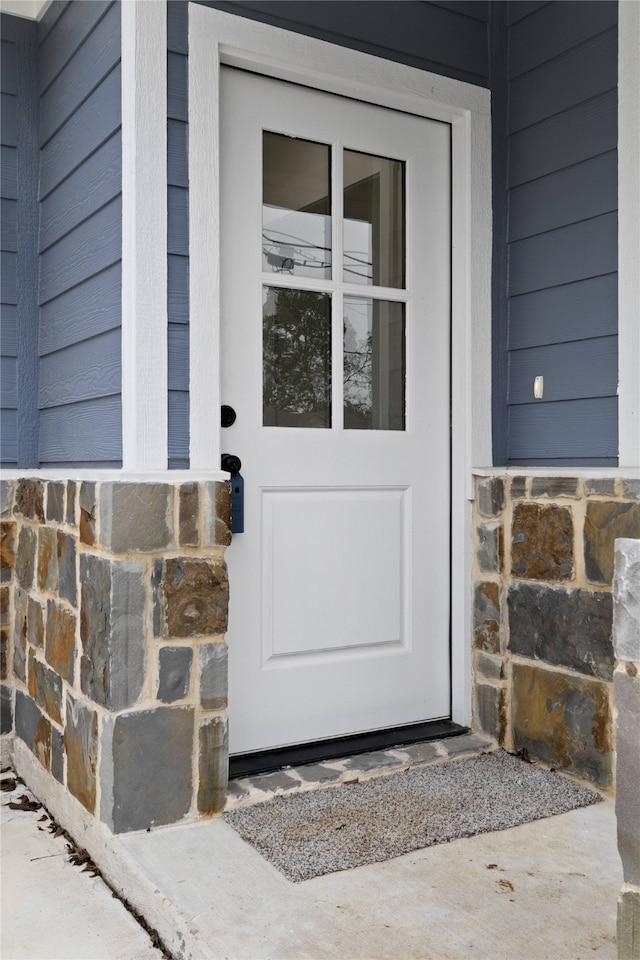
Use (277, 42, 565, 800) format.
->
(221, 405, 237, 427)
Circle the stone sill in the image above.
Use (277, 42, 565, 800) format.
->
(1, 469, 230, 483)
(472, 466, 640, 479)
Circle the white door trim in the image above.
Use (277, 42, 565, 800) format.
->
(188, 3, 493, 726)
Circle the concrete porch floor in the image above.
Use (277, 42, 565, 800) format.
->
(2, 734, 622, 960)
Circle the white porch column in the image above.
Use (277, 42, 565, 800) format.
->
(618, 0, 640, 471)
(188, 7, 222, 471)
(121, 0, 168, 470)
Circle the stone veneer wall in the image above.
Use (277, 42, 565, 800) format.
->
(472, 474, 640, 788)
(0, 477, 231, 833)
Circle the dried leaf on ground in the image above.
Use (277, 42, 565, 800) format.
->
(8, 795, 41, 812)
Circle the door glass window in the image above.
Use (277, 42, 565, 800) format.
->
(262, 135, 407, 431)
(263, 132, 331, 279)
(343, 151, 405, 288)
(263, 286, 332, 428)
(344, 298, 405, 430)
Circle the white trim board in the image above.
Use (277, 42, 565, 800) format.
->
(188, 3, 493, 727)
(121, 0, 168, 471)
(618, 0, 640, 471)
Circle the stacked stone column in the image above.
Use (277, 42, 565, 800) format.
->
(473, 475, 640, 789)
(1, 477, 231, 833)
(612, 538, 640, 960)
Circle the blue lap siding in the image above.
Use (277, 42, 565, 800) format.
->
(0, 1, 122, 469)
(37, 0, 122, 467)
(492, 0, 618, 465)
(167, 1, 190, 468)
(1, 15, 38, 466)
(1, 22, 20, 465)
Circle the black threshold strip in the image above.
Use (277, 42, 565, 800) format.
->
(229, 719, 468, 779)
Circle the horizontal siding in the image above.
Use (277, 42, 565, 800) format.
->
(1, 39, 17, 93)
(39, 63, 121, 198)
(508, 29, 617, 133)
(1, 198, 16, 251)
(507, 1, 547, 25)
(40, 263, 122, 355)
(167, 186, 188, 256)
(508, 336, 618, 405)
(508, 152, 617, 242)
(40, 130, 121, 252)
(1, 146, 16, 199)
(509, 90, 617, 188)
(1, 92, 17, 145)
(508, 1, 617, 79)
(39, 328, 121, 408)
(39, 195, 121, 305)
(508, 397, 618, 460)
(509, 274, 617, 351)
(168, 392, 189, 461)
(39, 0, 110, 92)
(39, 2, 120, 146)
(37, 1, 70, 46)
(168, 0, 188, 54)
(1, 305, 17, 356)
(1, 355, 17, 406)
(168, 254, 189, 324)
(37, 0, 123, 468)
(430, 2, 488, 22)
(168, 2, 190, 466)
(39, 396, 122, 464)
(1, 410, 17, 463)
(168, 119, 188, 187)
(1, 252, 16, 304)
(168, 325, 189, 391)
(508, 212, 617, 297)
(499, 0, 618, 466)
(167, 51, 188, 122)
(1, 17, 38, 467)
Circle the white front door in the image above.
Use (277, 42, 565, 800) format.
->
(220, 67, 451, 755)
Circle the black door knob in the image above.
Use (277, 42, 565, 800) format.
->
(221, 453, 242, 476)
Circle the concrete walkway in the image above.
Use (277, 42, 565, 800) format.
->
(2, 735, 623, 960)
(1, 768, 165, 960)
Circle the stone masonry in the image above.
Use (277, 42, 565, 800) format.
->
(612, 539, 640, 960)
(0, 477, 231, 833)
(472, 475, 640, 789)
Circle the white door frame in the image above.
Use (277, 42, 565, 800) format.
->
(188, 3, 493, 727)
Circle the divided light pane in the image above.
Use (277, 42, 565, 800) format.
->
(262, 132, 331, 280)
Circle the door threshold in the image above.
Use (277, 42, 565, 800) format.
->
(229, 719, 468, 779)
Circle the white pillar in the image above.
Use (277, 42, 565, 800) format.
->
(121, 0, 168, 470)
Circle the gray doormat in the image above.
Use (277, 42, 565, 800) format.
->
(223, 750, 602, 882)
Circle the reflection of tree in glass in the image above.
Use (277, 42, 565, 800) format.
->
(263, 288, 331, 427)
(344, 317, 373, 428)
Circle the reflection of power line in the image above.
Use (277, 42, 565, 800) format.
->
(263, 231, 329, 273)
(343, 251, 371, 266)
(263, 230, 373, 279)
(264, 230, 331, 253)
(263, 248, 330, 272)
